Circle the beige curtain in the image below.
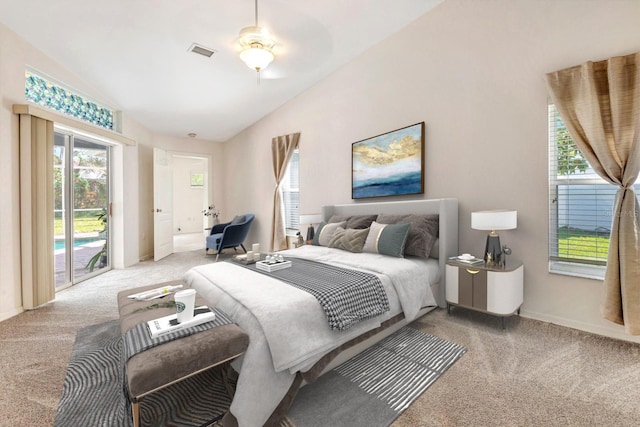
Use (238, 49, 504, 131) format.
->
(19, 115, 55, 309)
(270, 132, 300, 251)
(546, 52, 640, 334)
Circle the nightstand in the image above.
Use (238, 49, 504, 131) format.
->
(445, 258, 523, 329)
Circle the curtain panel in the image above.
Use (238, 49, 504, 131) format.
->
(271, 132, 300, 252)
(546, 52, 640, 334)
(19, 114, 55, 309)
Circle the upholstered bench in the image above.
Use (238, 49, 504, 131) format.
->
(117, 280, 249, 427)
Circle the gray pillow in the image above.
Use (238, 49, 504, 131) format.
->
(362, 221, 411, 258)
(230, 215, 247, 224)
(312, 221, 347, 246)
(376, 214, 439, 258)
(430, 238, 440, 259)
(328, 214, 378, 230)
(328, 227, 369, 253)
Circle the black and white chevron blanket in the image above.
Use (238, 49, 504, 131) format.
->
(237, 257, 390, 331)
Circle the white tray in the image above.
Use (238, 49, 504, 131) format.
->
(255, 260, 292, 272)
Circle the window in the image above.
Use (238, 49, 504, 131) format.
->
(25, 70, 114, 130)
(548, 103, 640, 279)
(281, 149, 300, 232)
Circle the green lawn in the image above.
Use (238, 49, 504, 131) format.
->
(557, 229, 609, 262)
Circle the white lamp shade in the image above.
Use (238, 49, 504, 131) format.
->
(240, 46, 274, 71)
(471, 210, 517, 231)
(299, 214, 323, 226)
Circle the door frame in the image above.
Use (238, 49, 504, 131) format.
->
(54, 124, 113, 290)
(153, 150, 212, 260)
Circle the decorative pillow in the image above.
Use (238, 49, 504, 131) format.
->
(312, 221, 347, 246)
(376, 214, 439, 258)
(362, 221, 411, 258)
(230, 215, 247, 225)
(328, 214, 378, 230)
(430, 238, 440, 259)
(328, 227, 369, 253)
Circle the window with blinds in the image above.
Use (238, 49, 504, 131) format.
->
(281, 149, 300, 231)
(548, 103, 640, 278)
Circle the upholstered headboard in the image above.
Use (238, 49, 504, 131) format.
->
(321, 198, 458, 308)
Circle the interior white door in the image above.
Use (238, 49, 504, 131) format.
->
(153, 148, 174, 261)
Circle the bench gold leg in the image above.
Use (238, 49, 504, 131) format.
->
(132, 400, 140, 427)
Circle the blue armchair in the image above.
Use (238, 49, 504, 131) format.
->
(206, 214, 255, 261)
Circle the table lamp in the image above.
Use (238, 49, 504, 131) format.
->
(471, 210, 517, 265)
(299, 214, 323, 244)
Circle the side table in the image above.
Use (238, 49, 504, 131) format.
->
(445, 258, 524, 329)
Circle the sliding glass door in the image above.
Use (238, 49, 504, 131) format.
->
(54, 129, 111, 289)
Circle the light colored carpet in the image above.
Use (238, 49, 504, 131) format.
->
(2, 249, 640, 426)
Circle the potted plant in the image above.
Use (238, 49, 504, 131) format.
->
(86, 208, 108, 272)
(203, 204, 221, 225)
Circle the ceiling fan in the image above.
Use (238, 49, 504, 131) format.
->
(236, 0, 279, 81)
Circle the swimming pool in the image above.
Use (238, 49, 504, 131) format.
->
(54, 237, 103, 251)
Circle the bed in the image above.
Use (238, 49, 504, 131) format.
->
(182, 198, 458, 426)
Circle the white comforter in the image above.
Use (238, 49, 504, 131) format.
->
(182, 246, 439, 427)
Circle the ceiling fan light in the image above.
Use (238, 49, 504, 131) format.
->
(236, 1, 278, 75)
(240, 46, 275, 71)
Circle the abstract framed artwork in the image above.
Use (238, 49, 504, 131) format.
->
(352, 122, 425, 199)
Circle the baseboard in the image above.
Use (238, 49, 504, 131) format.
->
(519, 309, 640, 345)
(139, 253, 153, 262)
(0, 307, 24, 323)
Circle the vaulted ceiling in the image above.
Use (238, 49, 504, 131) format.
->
(0, 0, 444, 141)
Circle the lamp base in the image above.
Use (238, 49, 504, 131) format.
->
(306, 226, 315, 244)
(484, 235, 502, 266)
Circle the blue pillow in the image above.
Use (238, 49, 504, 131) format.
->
(362, 221, 411, 258)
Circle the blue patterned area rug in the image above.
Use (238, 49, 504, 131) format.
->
(55, 322, 465, 427)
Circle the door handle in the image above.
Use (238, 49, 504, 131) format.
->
(466, 269, 480, 274)
(156, 208, 163, 213)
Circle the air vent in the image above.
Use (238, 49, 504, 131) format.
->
(188, 43, 216, 58)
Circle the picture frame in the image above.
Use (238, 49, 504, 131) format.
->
(352, 122, 425, 199)
(190, 171, 204, 188)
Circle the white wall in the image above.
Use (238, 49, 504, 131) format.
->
(173, 156, 206, 234)
(222, 0, 640, 343)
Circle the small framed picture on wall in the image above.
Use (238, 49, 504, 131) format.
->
(190, 172, 204, 188)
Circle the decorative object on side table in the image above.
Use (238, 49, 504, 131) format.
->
(450, 253, 484, 265)
(471, 209, 517, 267)
(299, 213, 323, 244)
